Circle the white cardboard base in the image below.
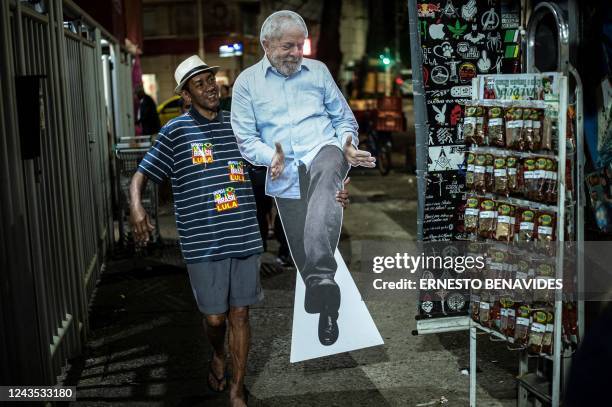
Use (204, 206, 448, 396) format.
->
(289, 250, 384, 363)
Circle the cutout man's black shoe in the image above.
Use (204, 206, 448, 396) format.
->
(318, 311, 339, 346)
(304, 278, 340, 314)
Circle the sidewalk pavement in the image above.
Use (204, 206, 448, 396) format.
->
(63, 170, 518, 406)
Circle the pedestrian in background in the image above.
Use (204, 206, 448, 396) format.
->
(135, 84, 161, 136)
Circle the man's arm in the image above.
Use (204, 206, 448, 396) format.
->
(230, 76, 276, 167)
(129, 171, 154, 244)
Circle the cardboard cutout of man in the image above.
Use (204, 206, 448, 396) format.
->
(231, 10, 375, 346)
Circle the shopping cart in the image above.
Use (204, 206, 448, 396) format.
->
(115, 136, 160, 251)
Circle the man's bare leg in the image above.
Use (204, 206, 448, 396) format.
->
(228, 306, 250, 406)
(205, 314, 227, 391)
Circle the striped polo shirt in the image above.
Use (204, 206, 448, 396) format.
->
(137, 108, 263, 264)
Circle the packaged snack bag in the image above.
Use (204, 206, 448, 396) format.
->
(485, 153, 495, 192)
(527, 309, 548, 354)
(474, 154, 487, 193)
(523, 158, 538, 200)
(494, 156, 508, 196)
(506, 156, 520, 195)
(488, 105, 505, 147)
(505, 106, 524, 150)
(474, 105, 487, 145)
(536, 211, 556, 242)
(513, 305, 531, 347)
(521, 108, 534, 151)
(530, 108, 545, 150)
(541, 108, 554, 151)
(517, 208, 537, 242)
(466, 152, 476, 191)
(464, 196, 480, 234)
(535, 157, 548, 202)
(495, 203, 516, 242)
(500, 298, 517, 338)
(478, 199, 497, 239)
(540, 311, 554, 354)
(464, 103, 478, 145)
(545, 158, 558, 204)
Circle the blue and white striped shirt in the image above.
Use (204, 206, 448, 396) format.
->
(231, 56, 358, 198)
(137, 108, 263, 264)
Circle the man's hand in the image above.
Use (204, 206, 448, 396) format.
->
(336, 177, 351, 209)
(270, 142, 285, 180)
(130, 203, 154, 245)
(344, 135, 376, 168)
(129, 172, 154, 246)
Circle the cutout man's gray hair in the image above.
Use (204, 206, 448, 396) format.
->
(259, 10, 308, 48)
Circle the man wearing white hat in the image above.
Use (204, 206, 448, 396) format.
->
(130, 55, 262, 406)
(130, 55, 349, 405)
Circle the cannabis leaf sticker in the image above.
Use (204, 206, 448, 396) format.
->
(447, 20, 467, 39)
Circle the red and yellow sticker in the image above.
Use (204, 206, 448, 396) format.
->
(228, 160, 246, 182)
(213, 187, 239, 212)
(191, 142, 213, 164)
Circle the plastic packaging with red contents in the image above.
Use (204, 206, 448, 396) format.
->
(466, 152, 476, 191)
(478, 199, 497, 239)
(464, 196, 480, 235)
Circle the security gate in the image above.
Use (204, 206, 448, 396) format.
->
(0, 0, 133, 385)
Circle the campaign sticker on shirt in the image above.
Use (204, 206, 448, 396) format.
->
(228, 160, 246, 182)
(213, 187, 239, 212)
(191, 142, 213, 164)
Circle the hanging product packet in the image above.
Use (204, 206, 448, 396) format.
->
(475, 105, 487, 145)
(529, 107, 545, 151)
(471, 293, 481, 322)
(535, 157, 548, 202)
(514, 258, 533, 304)
(464, 196, 480, 235)
(517, 207, 537, 242)
(500, 298, 517, 339)
(540, 310, 554, 354)
(536, 211, 556, 242)
(466, 152, 476, 191)
(533, 262, 555, 303)
(527, 309, 548, 354)
(488, 104, 505, 147)
(485, 153, 495, 193)
(463, 103, 478, 146)
(523, 158, 538, 200)
(494, 156, 509, 196)
(506, 156, 520, 195)
(474, 154, 487, 193)
(513, 304, 532, 347)
(536, 211, 556, 255)
(545, 158, 558, 204)
(541, 107, 555, 151)
(478, 199, 497, 239)
(489, 294, 502, 331)
(495, 203, 516, 242)
(522, 107, 534, 151)
(479, 292, 492, 327)
(505, 105, 524, 150)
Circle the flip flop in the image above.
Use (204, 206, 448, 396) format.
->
(207, 364, 227, 393)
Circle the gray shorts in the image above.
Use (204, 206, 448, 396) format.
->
(186, 254, 263, 315)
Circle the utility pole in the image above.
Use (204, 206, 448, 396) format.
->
(197, 0, 205, 60)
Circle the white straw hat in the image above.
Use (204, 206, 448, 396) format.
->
(174, 55, 220, 94)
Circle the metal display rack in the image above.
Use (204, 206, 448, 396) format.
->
(115, 136, 160, 248)
(467, 74, 583, 407)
